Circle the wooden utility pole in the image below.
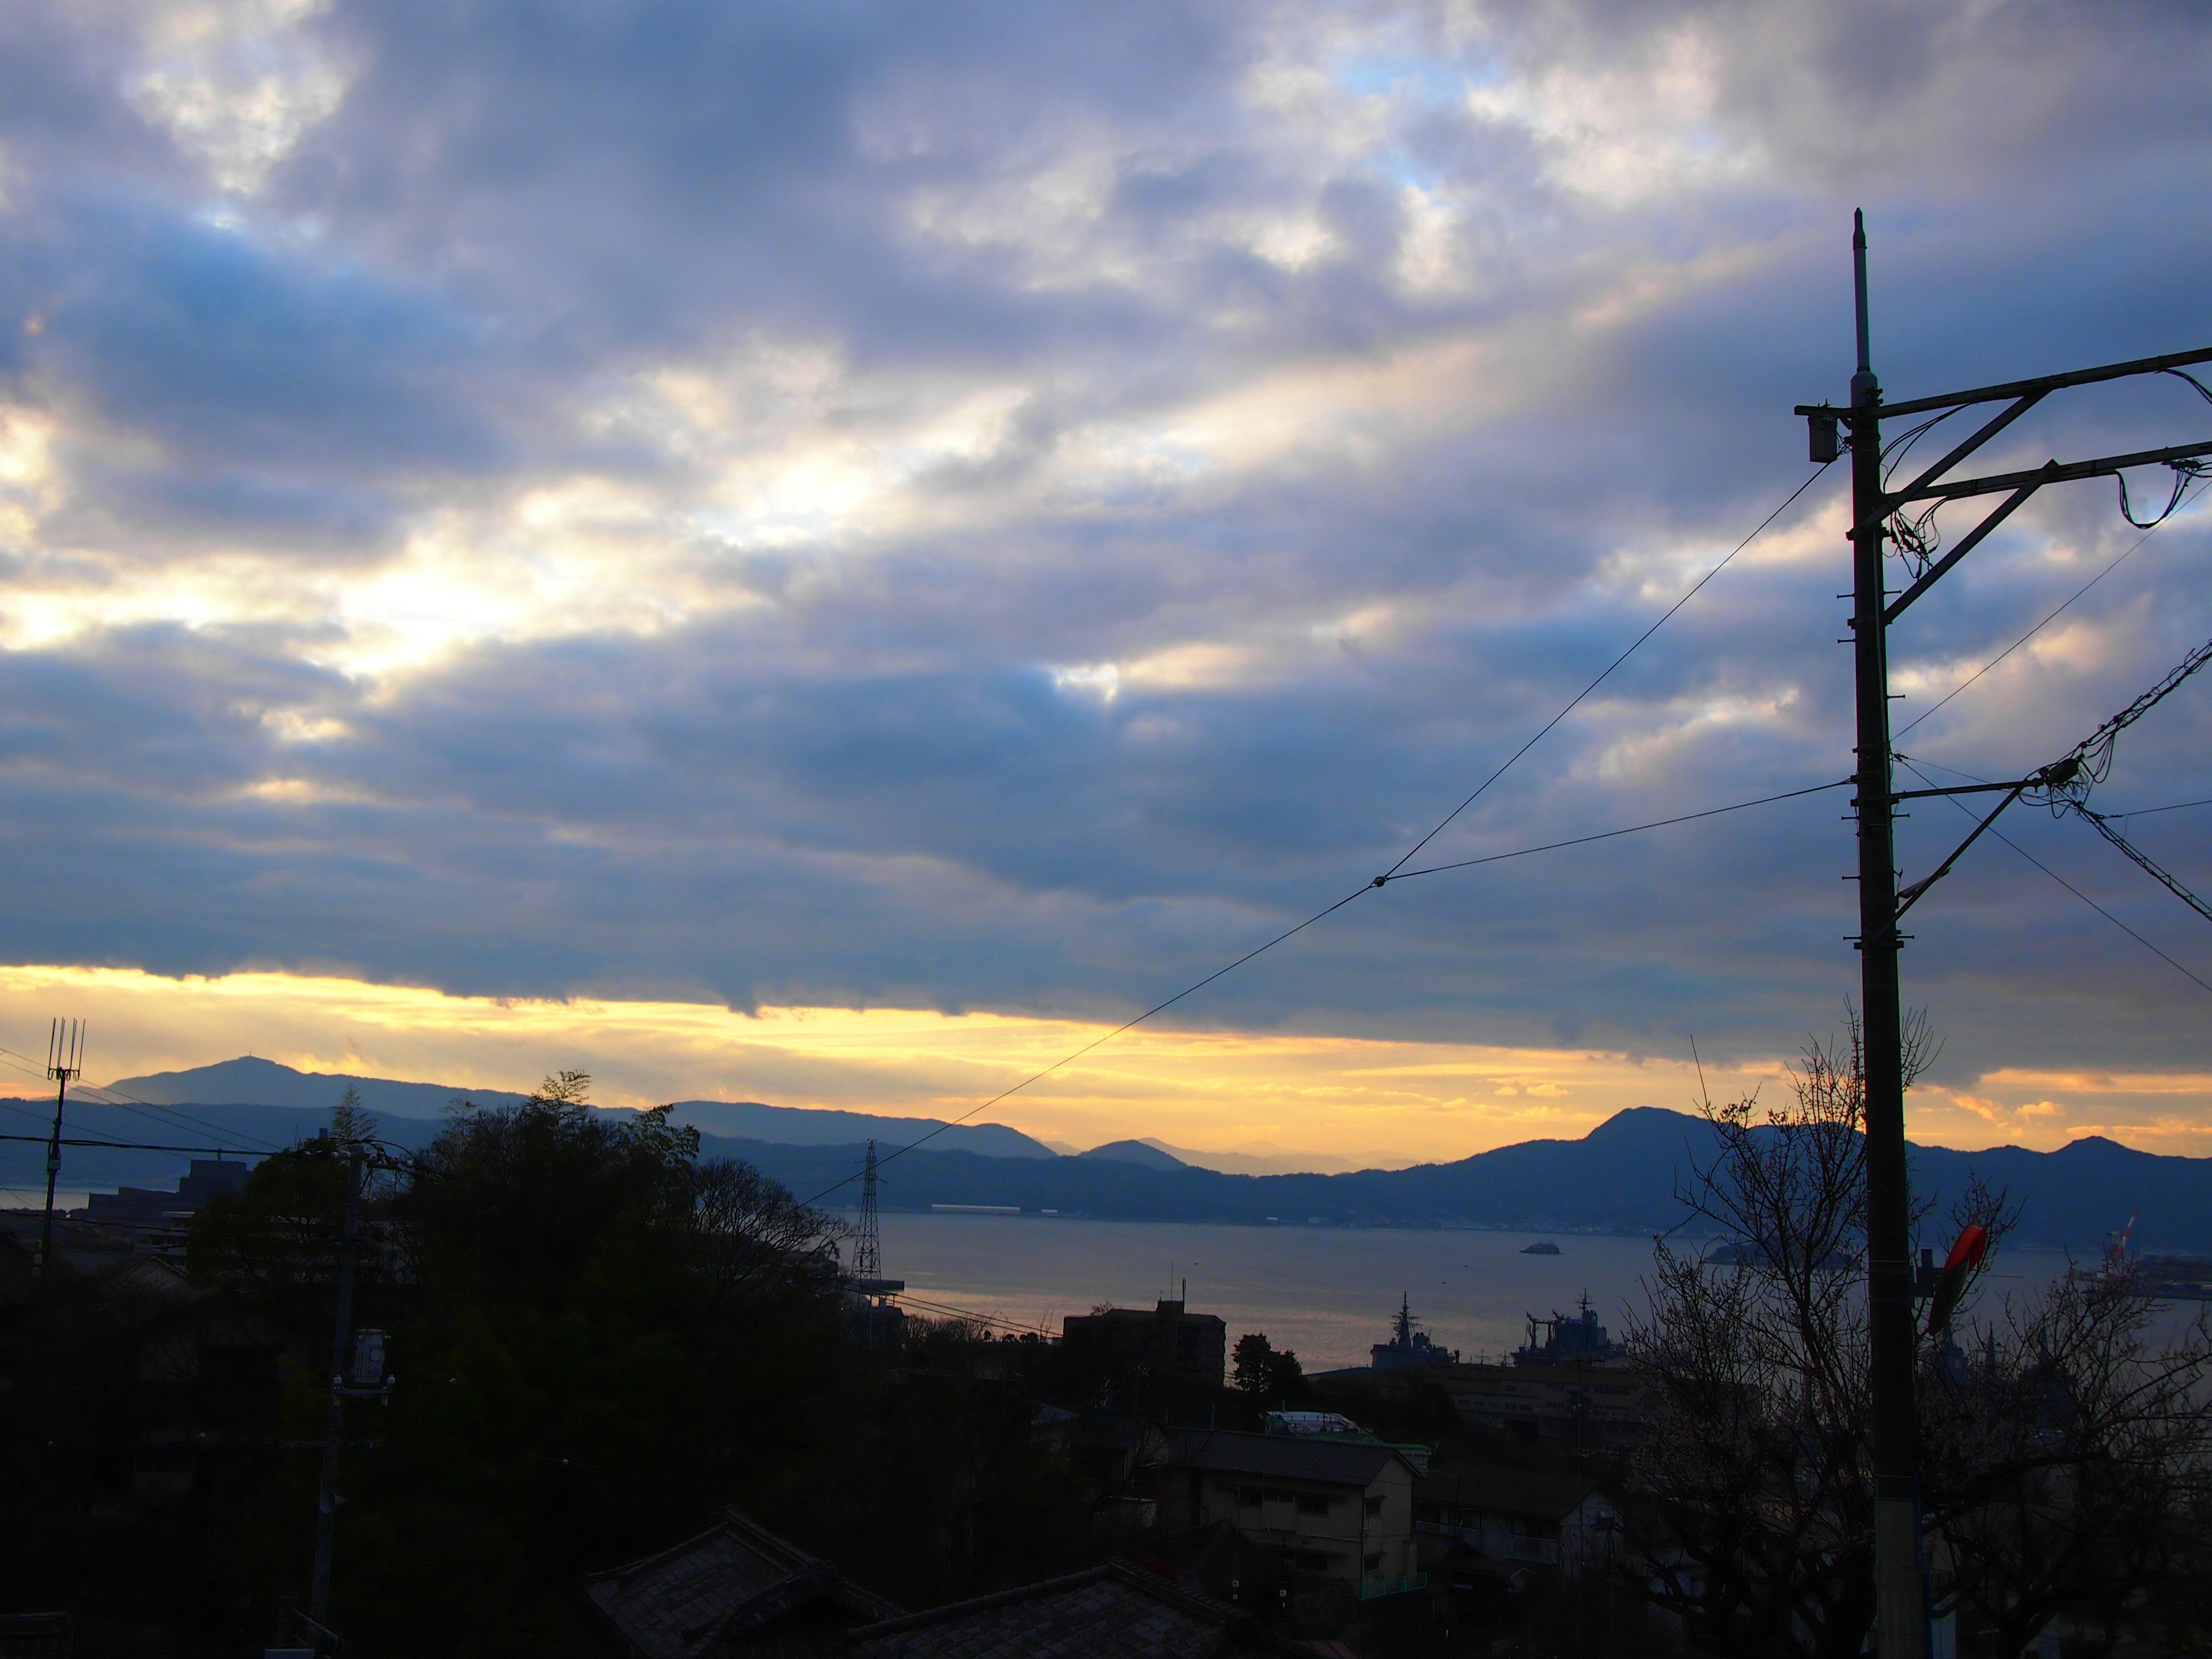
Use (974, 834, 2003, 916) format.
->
(37, 1018, 83, 1279)
(309, 1144, 365, 1633)
(1801, 213, 2212, 1657)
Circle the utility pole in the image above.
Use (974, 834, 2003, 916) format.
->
(1800, 213, 2212, 1658)
(309, 1142, 365, 1637)
(1843, 207, 1929, 1659)
(37, 1018, 84, 1279)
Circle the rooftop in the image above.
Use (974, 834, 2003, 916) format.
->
(1161, 1428, 1415, 1487)
(1418, 1464, 1604, 1522)
(582, 1509, 899, 1659)
(843, 1562, 1302, 1658)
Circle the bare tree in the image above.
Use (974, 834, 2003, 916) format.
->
(1622, 1016, 2209, 1659)
(1920, 1262, 2212, 1656)
(1624, 1019, 1904, 1659)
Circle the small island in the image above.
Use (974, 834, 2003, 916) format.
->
(1521, 1240, 1562, 1255)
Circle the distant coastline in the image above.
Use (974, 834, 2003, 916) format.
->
(10, 1058, 2212, 1252)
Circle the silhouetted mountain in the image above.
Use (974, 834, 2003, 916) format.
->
(1079, 1139, 1189, 1171)
(722, 1107, 2212, 1252)
(93, 1056, 1056, 1158)
(664, 1100, 1055, 1159)
(106, 1056, 531, 1117)
(1131, 1137, 1391, 1175)
(12, 1081, 2206, 1252)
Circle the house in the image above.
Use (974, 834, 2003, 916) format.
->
(1150, 1429, 1421, 1596)
(0, 1209, 132, 1278)
(841, 1560, 1306, 1657)
(584, 1509, 902, 1658)
(1414, 1464, 1621, 1574)
(1061, 1298, 1226, 1384)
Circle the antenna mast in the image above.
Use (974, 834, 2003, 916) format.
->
(37, 1018, 83, 1279)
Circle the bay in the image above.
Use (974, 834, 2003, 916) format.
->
(870, 1211, 2119, 1372)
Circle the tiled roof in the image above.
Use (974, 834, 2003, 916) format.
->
(583, 1509, 899, 1659)
(842, 1562, 1304, 1658)
(1160, 1429, 1412, 1488)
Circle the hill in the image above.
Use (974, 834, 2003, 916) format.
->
(718, 1107, 2212, 1252)
(1079, 1139, 1189, 1171)
(95, 1056, 1056, 1158)
(11, 1070, 2209, 1251)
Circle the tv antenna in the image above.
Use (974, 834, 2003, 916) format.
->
(38, 1018, 84, 1279)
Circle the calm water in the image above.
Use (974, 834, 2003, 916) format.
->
(866, 1212, 2115, 1372)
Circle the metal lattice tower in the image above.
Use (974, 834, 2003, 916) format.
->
(854, 1138, 881, 1281)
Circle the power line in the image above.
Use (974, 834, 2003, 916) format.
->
(1895, 483, 2202, 740)
(796, 877, 1378, 1208)
(892, 1291, 1059, 1336)
(0, 1047, 289, 1154)
(1380, 459, 1838, 880)
(2071, 807, 2212, 923)
(0, 1132, 262, 1156)
(797, 776, 1846, 1209)
(1899, 758, 2212, 996)
(796, 464, 1840, 1210)
(1381, 779, 1850, 883)
(2108, 796, 2212, 821)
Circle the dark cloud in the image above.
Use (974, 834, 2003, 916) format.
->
(0, 0, 2207, 1109)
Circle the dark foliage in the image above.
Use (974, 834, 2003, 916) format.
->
(0, 1074, 1105, 1657)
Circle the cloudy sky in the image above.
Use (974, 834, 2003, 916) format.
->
(1, 0, 2209, 1161)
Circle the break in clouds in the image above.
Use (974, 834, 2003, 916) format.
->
(0, 0, 2209, 1093)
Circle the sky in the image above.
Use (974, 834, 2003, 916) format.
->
(1, 0, 2209, 1163)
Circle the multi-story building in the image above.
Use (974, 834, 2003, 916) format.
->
(1414, 1464, 1621, 1574)
(1060, 1298, 1227, 1385)
(1152, 1430, 1421, 1597)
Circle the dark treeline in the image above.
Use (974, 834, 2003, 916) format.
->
(10, 1062, 2212, 1658)
(0, 1078, 1152, 1656)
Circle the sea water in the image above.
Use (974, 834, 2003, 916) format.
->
(871, 1211, 2121, 1371)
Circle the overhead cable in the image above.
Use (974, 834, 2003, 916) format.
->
(794, 462, 1841, 1210)
(1377, 459, 1837, 881)
(1896, 479, 2203, 740)
(0, 1045, 289, 1154)
(1380, 779, 1850, 882)
(2033, 631, 2212, 802)
(1899, 758, 2212, 998)
(2073, 808, 2212, 924)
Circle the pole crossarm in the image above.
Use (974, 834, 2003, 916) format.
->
(1863, 343, 2212, 422)
(1884, 480, 2042, 622)
(1892, 778, 2035, 801)
(1893, 627, 2212, 922)
(1896, 392, 2047, 501)
(1891, 438, 2212, 505)
(1896, 781, 2031, 921)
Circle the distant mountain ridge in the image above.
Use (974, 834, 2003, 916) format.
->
(711, 1108, 2212, 1252)
(108, 1056, 534, 1118)
(16, 1060, 2210, 1251)
(100, 1056, 1058, 1159)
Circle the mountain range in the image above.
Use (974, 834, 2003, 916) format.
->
(6, 1057, 2208, 1252)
